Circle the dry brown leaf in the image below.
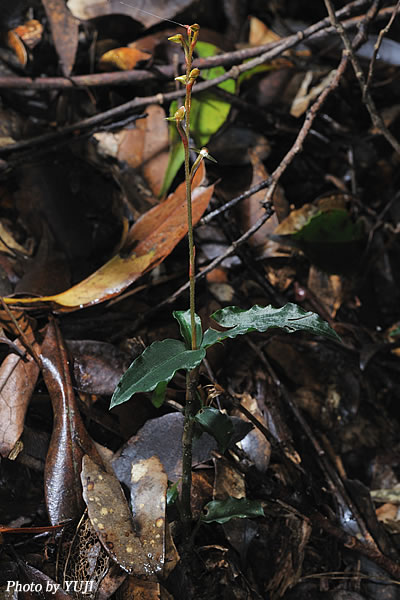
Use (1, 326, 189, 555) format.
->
(290, 70, 337, 118)
(117, 104, 170, 199)
(240, 149, 288, 256)
(117, 578, 169, 600)
(307, 266, 346, 318)
(99, 47, 151, 71)
(0, 221, 31, 257)
(4, 162, 213, 311)
(67, 0, 193, 28)
(13, 19, 43, 49)
(213, 455, 246, 501)
(6, 31, 27, 66)
(249, 16, 281, 46)
(0, 325, 40, 458)
(42, 0, 79, 77)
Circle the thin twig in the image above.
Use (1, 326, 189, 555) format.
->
(0, 4, 394, 166)
(324, 0, 400, 156)
(0, 0, 370, 91)
(159, 54, 350, 310)
(0, 298, 41, 366)
(311, 512, 400, 580)
(366, 0, 400, 91)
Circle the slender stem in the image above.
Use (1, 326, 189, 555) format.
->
(175, 25, 200, 545)
(181, 370, 196, 540)
(184, 48, 197, 351)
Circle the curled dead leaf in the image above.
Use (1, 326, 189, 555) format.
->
(4, 162, 213, 311)
(99, 47, 151, 71)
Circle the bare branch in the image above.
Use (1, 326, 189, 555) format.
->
(324, 0, 400, 156)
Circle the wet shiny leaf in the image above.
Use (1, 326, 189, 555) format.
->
(202, 497, 265, 524)
(110, 339, 205, 409)
(42, 320, 104, 524)
(202, 303, 341, 347)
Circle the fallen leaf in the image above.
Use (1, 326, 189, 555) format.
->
(129, 456, 168, 574)
(67, 0, 194, 27)
(99, 47, 151, 71)
(240, 149, 288, 256)
(42, 320, 104, 524)
(42, 0, 79, 77)
(307, 266, 346, 318)
(6, 31, 27, 66)
(19, 563, 73, 599)
(0, 221, 31, 257)
(0, 321, 40, 458)
(233, 394, 271, 473)
(213, 455, 246, 501)
(112, 412, 216, 484)
(116, 104, 170, 200)
(13, 19, 43, 49)
(117, 578, 174, 599)
(81, 454, 161, 578)
(4, 162, 213, 311)
(67, 339, 131, 396)
(249, 16, 281, 46)
(290, 70, 337, 118)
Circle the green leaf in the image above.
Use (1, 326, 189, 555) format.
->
(173, 309, 203, 349)
(293, 209, 364, 244)
(160, 41, 234, 196)
(195, 407, 234, 453)
(159, 113, 184, 198)
(202, 303, 341, 348)
(167, 481, 179, 506)
(110, 339, 205, 409)
(191, 41, 235, 148)
(151, 380, 168, 408)
(202, 497, 265, 524)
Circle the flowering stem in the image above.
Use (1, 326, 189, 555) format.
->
(170, 24, 201, 544)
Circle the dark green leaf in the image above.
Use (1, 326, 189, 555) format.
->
(110, 339, 205, 409)
(195, 407, 234, 453)
(293, 209, 364, 244)
(173, 310, 203, 349)
(167, 481, 179, 506)
(202, 303, 341, 348)
(202, 497, 265, 523)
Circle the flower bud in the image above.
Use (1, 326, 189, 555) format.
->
(174, 106, 186, 121)
(175, 75, 187, 84)
(168, 34, 184, 45)
(189, 68, 200, 80)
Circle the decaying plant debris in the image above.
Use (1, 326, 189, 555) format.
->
(0, 1, 400, 599)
